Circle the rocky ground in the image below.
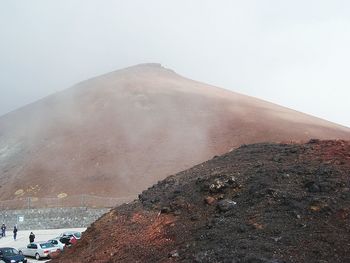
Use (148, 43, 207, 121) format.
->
(52, 140, 350, 263)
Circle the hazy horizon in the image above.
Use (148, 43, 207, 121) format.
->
(1, 0, 349, 128)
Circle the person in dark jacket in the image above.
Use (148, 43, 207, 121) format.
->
(29, 232, 35, 243)
(13, 225, 18, 240)
(1, 224, 6, 237)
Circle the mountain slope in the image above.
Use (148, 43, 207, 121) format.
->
(0, 63, 349, 201)
(52, 140, 350, 263)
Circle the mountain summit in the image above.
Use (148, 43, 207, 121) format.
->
(0, 64, 349, 201)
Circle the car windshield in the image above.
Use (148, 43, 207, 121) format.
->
(40, 243, 55, 249)
(74, 232, 81, 238)
(1, 248, 19, 256)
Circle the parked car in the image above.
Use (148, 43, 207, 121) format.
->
(18, 242, 59, 260)
(60, 231, 82, 240)
(59, 231, 82, 246)
(58, 236, 72, 246)
(0, 247, 27, 263)
(48, 238, 66, 251)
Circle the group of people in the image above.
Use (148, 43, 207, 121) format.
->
(0, 222, 36, 243)
(0, 223, 18, 241)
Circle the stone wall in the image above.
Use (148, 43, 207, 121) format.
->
(0, 207, 110, 230)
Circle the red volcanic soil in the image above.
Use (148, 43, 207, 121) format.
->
(0, 63, 349, 201)
(52, 140, 350, 263)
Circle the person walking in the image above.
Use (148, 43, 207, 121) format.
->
(13, 225, 18, 241)
(29, 232, 35, 243)
(1, 224, 6, 237)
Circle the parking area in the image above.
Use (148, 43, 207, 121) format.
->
(0, 228, 85, 262)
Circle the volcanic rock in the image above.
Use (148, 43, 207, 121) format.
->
(204, 196, 216, 205)
(216, 199, 237, 212)
(52, 140, 350, 263)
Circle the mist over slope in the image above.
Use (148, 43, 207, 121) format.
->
(0, 63, 349, 201)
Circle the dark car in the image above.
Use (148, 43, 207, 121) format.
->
(0, 247, 27, 263)
(59, 236, 72, 246)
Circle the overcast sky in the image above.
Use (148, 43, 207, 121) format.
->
(0, 0, 349, 127)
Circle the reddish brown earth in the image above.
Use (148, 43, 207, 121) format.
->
(52, 140, 350, 263)
(0, 63, 349, 201)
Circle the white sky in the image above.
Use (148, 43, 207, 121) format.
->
(0, 0, 349, 127)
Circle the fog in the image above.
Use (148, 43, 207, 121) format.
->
(0, 0, 349, 127)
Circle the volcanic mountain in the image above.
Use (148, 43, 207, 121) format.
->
(0, 63, 349, 201)
(52, 140, 350, 263)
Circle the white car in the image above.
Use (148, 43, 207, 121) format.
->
(60, 231, 82, 240)
(19, 242, 59, 260)
(48, 238, 66, 251)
